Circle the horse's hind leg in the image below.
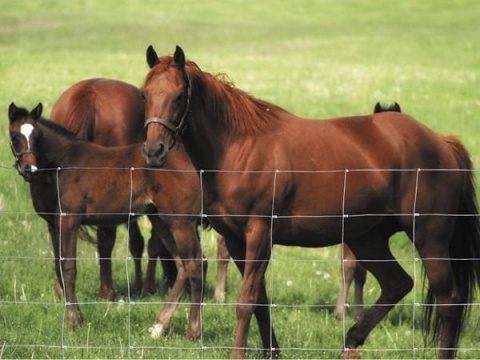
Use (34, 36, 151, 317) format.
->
(214, 234, 230, 302)
(341, 226, 413, 359)
(353, 260, 367, 319)
(143, 231, 178, 293)
(97, 226, 117, 300)
(415, 231, 462, 359)
(336, 243, 365, 320)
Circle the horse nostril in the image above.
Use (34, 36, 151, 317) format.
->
(155, 142, 165, 157)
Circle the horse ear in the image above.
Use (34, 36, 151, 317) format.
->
(174, 45, 186, 69)
(8, 102, 18, 121)
(146, 45, 160, 68)
(30, 103, 43, 120)
(393, 102, 401, 113)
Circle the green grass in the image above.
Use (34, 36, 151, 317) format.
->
(1, 0, 480, 358)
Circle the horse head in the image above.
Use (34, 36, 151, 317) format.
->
(142, 45, 191, 167)
(8, 102, 42, 181)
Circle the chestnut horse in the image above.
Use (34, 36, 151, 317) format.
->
(141, 46, 480, 359)
(8, 102, 204, 339)
(50, 78, 176, 298)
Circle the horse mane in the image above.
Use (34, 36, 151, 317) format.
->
(146, 56, 287, 135)
(38, 117, 82, 141)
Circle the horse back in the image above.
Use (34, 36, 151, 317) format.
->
(50, 78, 145, 146)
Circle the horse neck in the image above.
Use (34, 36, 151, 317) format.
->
(183, 109, 227, 171)
(37, 121, 144, 169)
(36, 122, 83, 168)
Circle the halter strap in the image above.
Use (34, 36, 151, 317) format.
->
(144, 117, 178, 133)
(10, 141, 33, 160)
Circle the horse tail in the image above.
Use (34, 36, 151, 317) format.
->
(424, 135, 480, 346)
(51, 81, 98, 140)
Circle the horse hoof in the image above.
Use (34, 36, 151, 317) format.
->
(148, 323, 165, 338)
(54, 282, 64, 299)
(99, 289, 116, 301)
(265, 348, 281, 359)
(213, 291, 226, 303)
(187, 327, 201, 341)
(340, 348, 361, 359)
(142, 285, 156, 295)
(65, 311, 82, 328)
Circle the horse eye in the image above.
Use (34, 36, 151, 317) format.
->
(174, 93, 184, 104)
(140, 92, 147, 102)
(10, 132, 18, 142)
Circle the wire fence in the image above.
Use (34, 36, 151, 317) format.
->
(1, 165, 480, 359)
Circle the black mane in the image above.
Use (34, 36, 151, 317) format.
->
(38, 117, 83, 141)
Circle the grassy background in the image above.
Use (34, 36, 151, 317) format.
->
(1, 0, 480, 358)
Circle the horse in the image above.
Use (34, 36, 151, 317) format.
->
(141, 45, 480, 359)
(8, 102, 205, 339)
(49, 78, 176, 299)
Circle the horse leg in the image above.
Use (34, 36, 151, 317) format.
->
(214, 234, 230, 302)
(58, 215, 82, 328)
(353, 261, 367, 320)
(128, 221, 144, 293)
(157, 235, 178, 288)
(226, 221, 280, 359)
(181, 227, 207, 340)
(143, 233, 159, 294)
(336, 243, 358, 320)
(340, 226, 413, 359)
(149, 255, 186, 339)
(143, 225, 178, 294)
(147, 216, 194, 339)
(416, 235, 462, 359)
(46, 220, 64, 299)
(96, 226, 116, 300)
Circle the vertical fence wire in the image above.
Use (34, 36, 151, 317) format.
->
(126, 167, 135, 359)
(55, 166, 66, 360)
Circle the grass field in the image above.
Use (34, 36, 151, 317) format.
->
(1, 0, 480, 358)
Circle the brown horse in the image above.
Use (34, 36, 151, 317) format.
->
(50, 78, 176, 298)
(141, 46, 480, 359)
(8, 102, 205, 339)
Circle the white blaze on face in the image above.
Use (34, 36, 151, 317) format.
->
(20, 124, 34, 150)
(19, 124, 38, 172)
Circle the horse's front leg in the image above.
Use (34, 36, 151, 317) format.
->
(96, 226, 116, 300)
(230, 220, 279, 359)
(147, 216, 188, 338)
(58, 215, 82, 328)
(44, 219, 64, 299)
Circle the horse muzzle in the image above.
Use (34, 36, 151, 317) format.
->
(17, 163, 38, 182)
(142, 140, 168, 168)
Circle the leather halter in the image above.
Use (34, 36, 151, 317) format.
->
(10, 141, 35, 179)
(144, 71, 192, 147)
